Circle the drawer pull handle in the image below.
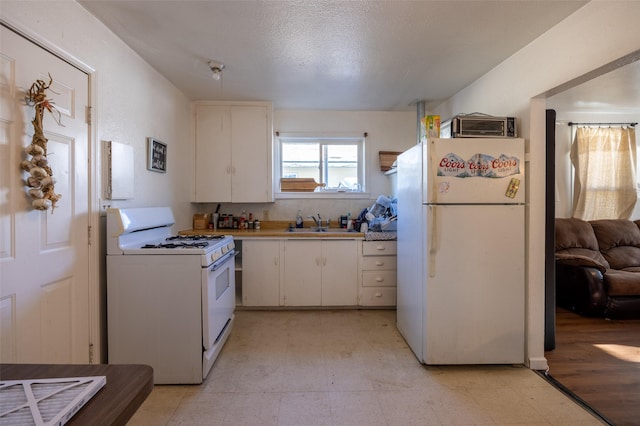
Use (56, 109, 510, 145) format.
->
(376, 246, 385, 251)
(375, 292, 382, 297)
(375, 261, 384, 266)
(376, 277, 384, 282)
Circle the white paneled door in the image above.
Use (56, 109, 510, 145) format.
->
(0, 26, 90, 363)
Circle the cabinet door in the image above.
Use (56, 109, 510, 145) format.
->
(194, 105, 232, 202)
(283, 240, 322, 306)
(230, 106, 272, 202)
(242, 240, 280, 306)
(321, 240, 358, 306)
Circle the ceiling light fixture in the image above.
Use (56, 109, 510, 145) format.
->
(208, 60, 225, 81)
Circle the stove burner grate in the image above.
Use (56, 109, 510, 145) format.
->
(165, 235, 225, 242)
(141, 242, 210, 249)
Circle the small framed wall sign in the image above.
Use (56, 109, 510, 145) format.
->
(147, 137, 167, 173)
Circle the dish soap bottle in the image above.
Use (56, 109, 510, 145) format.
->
(296, 210, 303, 228)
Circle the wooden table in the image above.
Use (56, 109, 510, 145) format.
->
(0, 363, 154, 425)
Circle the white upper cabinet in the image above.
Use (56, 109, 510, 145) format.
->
(193, 102, 273, 202)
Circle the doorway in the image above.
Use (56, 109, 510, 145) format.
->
(543, 50, 640, 351)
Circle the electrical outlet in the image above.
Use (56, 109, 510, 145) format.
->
(99, 199, 112, 215)
(262, 210, 269, 221)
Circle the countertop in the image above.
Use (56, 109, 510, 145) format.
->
(180, 220, 365, 238)
(0, 363, 153, 426)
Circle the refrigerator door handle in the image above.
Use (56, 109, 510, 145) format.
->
(428, 140, 438, 204)
(428, 205, 439, 278)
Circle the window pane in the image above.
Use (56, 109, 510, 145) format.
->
(282, 142, 320, 181)
(279, 137, 364, 193)
(325, 145, 359, 189)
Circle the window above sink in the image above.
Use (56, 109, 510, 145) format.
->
(275, 133, 369, 199)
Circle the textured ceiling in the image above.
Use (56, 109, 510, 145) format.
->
(80, 0, 588, 111)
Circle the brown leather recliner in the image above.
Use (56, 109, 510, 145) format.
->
(555, 218, 640, 319)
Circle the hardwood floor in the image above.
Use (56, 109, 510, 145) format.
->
(544, 308, 640, 426)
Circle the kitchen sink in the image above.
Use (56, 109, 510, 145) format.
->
(286, 227, 357, 233)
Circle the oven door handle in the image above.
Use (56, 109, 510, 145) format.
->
(210, 250, 235, 271)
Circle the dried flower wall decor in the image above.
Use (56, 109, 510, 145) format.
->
(21, 74, 63, 212)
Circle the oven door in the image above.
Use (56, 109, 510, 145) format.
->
(202, 250, 236, 351)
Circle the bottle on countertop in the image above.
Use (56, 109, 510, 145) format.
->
(296, 210, 303, 228)
(240, 210, 247, 229)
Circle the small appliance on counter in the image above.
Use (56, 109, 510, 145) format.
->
(440, 113, 517, 138)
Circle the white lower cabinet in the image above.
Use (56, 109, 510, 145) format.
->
(359, 240, 397, 306)
(321, 240, 359, 306)
(284, 240, 358, 306)
(242, 240, 281, 306)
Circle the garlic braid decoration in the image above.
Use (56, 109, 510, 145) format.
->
(22, 74, 62, 212)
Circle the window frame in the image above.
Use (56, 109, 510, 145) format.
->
(275, 133, 369, 199)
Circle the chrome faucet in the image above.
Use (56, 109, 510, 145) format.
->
(307, 214, 321, 227)
(308, 214, 330, 229)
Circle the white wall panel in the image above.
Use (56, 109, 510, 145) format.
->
(0, 119, 13, 260)
(40, 136, 72, 249)
(0, 53, 15, 261)
(41, 278, 73, 363)
(0, 294, 16, 362)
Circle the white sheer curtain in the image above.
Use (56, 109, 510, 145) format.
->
(570, 126, 637, 220)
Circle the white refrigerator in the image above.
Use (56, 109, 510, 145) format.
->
(397, 138, 525, 364)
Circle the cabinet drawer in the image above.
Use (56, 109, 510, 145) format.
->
(360, 287, 397, 306)
(362, 241, 397, 256)
(362, 270, 397, 287)
(361, 256, 397, 271)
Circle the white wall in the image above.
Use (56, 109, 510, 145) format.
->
(1, 1, 195, 230)
(553, 122, 574, 218)
(432, 1, 640, 369)
(197, 109, 416, 223)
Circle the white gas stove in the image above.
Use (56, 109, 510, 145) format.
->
(106, 207, 234, 266)
(106, 207, 235, 384)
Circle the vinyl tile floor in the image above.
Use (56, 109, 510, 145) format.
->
(128, 309, 602, 426)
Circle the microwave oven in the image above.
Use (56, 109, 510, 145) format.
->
(441, 115, 517, 138)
